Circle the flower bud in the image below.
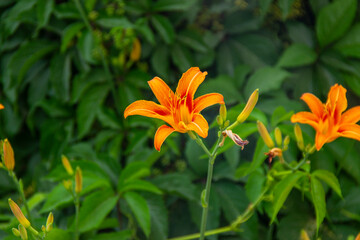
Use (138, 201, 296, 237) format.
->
(0, 104, 4, 109)
(300, 229, 310, 240)
(257, 121, 274, 148)
(18, 224, 27, 240)
(46, 212, 54, 232)
(61, 155, 73, 175)
(8, 199, 30, 228)
(224, 120, 230, 128)
(283, 135, 290, 151)
(42, 225, 46, 232)
(294, 124, 304, 151)
(63, 180, 72, 191)
(237, 89, 259, 124)
(219, 104, 227, 122)
(12, 227, 20, 237)
(220, 130, 249, 150)
(75, 167, 83, 194)
(216, 115, 223, 126)
(130, 38, 141, 62)
(3, 139, 15, 171)
(274, 127, 282, 147)
(265, 148, 283, 163)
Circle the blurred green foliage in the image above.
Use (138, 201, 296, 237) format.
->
(1, 0, 360, 239)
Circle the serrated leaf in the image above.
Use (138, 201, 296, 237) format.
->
(61, 22, 85, 52)
(312, 169, 342, 198)
(316, 0, 357, 47)
(77, 189, 119, 232)
(151, 14, 175, 44)
(271, 171, 305, 223)
(244, 67, 290, 98)
(76, 83, 110, 139)
(311, 177, 326, 233)
(124, 192, 151, 237)
(277, 43, 317, 68)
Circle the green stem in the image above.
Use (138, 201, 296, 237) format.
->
(73, 0, 121, 114)
(74, 196, 80, 240)
(10, 172, 33, 223)
(194, 133, 224, 240)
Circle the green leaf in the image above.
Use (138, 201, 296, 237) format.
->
(135, 19, 155, 44)
(50, 54, 71, 102)
(46, 228, 72, 240)
(37, 0, 54, 27)
(118, 161, 150, 185)
(316, 0, 357, 47)
(244, 66, 290, 98)
(246, 170, 266, 203)
(78, 189, 119, 232)
(76, 83, 110, 139)
(9, 40, 57, 87)
(177, 30, 208, 53)
(124, 192, 151, 237)
(312, 169, 342, 198)
(276, 43, 317, 68)
(170, 43, 193, 72)
(311, 177, 326, 233)
(61, 22, 85, 52)
(271, 171, 305, 223)
(145, 194, 168, 240)
(88, 231, 132, 240)
(96, 17, 133, 28)
(278, 0, 296, 20)
(151, 14, 175, 44)
(152, 0, 196, 11)
(334, 23, 360, 58)
(151, 46, 169, 78)
(270, 106, 294, 127)
(119, 179, 162, 195)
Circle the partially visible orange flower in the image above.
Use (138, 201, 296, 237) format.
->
(0, 104, 4, 110)
(291, 84, 360, 150)
(124, 67, 224, 151)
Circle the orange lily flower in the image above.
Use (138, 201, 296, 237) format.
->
(291, 84, 360, 150)
(124, 67, 224, 151)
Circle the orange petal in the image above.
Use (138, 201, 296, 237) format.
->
(291, 112, 320, 132)
(341, 106, 360, 124)
(315, 131, 329, 151)
(187, 113, 209, 138)
(124, 100, 173, 125)
(327, 84, 347, 115)
(300, 93, 324, 117)
(148, 77, 174, 110)
(154, 125, 175, 151)
(0, 104, 4, 110)
(338, 123, 360, 142)
(175, 67, 207, 99)
(193, 93, 224, 113)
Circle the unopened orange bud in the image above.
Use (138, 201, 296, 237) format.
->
(294, 124, 304, 150)
(0, 104, 4, 110)
(275, 127, 282, 147)
(130, 38, 141, 61)
(61, 155, 73, 175)
(75, 167, 82, 194)
(355, 232, 360, 240)
(3, 139, 15, 171)
(8, 199, 30, 228)
(46, 212, 53, 232)
(237, 89, 259, 123)
(257, 121, 274, 148)
(18, 224, 27, 240)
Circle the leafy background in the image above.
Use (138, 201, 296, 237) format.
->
(1, 0, 360, 239)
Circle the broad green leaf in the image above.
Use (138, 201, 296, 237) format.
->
(244, 67, 290, 98)
(77, 30, 97, 64)
(124, 192, 151, 237)
(287, 22, 315, 48)
(78, 189, 119, 232)
(151, 46, 169, 78)
(50, 54, 71, 102)
(316, 0, 357, 47)
(311, 177, 326, 233)
(312, 169, 342, 198)
(151, 14, 175, 44)
(152, 173, 197, 201)
(271, 171, 305, 223)
(27, 193, 46, 210)
(76, 83, 110, 139)
(135, 19, 155, 44)
(46, 228, 72, 240)
(334, 24, 360, 58)
(276, 43, 317, 68)
(246, 170, 266, 203)
(3, 0, 37, 35)
(170, 43, 193, 72)
(37, 0, 54, 27)
(271, 106, 294, 127)
(88, 231, 132, 240)
(118, 161, 150, 185)
(145, 194, 168, 240)
(343, 72, 360, 97)
(152, 0, 196, 11)
(177, 30, 208, 53)
(119, 179, 162, 195)
(9, 41, 56, 86)
(278, 0, 296, 19)
(96, 17, 133, 28)
(61, 22, 85, 52)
